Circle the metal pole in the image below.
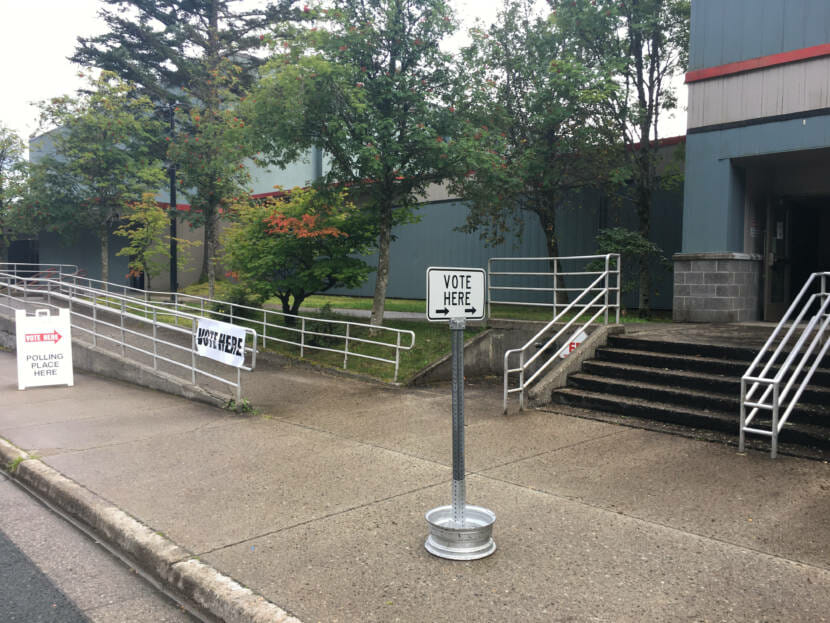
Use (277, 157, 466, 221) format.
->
(449, 317, 466, 528)
(169, 103, 178, 297)
(739, 379, 746, 452)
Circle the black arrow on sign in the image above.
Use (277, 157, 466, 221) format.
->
(465, 307, 477, 314)
(435, 307, 449, 315)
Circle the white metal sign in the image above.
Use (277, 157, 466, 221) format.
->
(195, 317, 247, 367)
(426, 267, 486, 321)
(16, 308, 74, 390)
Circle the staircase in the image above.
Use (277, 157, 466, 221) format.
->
(551, 333, 830, 453)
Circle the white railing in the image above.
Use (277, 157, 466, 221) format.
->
(36, 271, 415, 383)
(740, 272, 830, 458)
(0, 270, 257, 404)
(499, 254, 621, 412)
(488, 254, 621, 320)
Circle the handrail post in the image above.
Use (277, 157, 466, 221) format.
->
(604, 255, 610, 324)
(300, 318, 305, 358)
(771, 383, 780, 459)
(152, 309, 158, 369)
(518, 350, 525, 410)
(739, 378, 746, 452)
(487, 258, 492, 320)
(191, 323, 197, 384)
(552, 258, 558, 319)
(344, 324, 350, 370)
(92, 292, 98, 347)
(394, 330, 401, 383)
(120, 299, 126, 357)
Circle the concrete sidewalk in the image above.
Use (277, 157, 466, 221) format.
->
(2, 349, 830, 622)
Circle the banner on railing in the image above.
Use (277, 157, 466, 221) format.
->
(195, 317, 246, 367)
(15, 308, 74, 390)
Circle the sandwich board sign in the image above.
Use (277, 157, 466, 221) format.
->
(426, 267, 486, 322)
(16, 308, 74, 390)
(195, 317, 247, 368)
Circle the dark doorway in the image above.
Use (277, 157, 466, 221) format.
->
(788, 197, 830, 300)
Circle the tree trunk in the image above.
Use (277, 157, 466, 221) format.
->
(204, 206, 218, 299)
(370, 204, 392, 328)
(636, 172, 652, 318)
(100, 223, 109, 284)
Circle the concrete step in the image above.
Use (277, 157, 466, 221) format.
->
(581, 359, 830, 408)
(551, 388, 830, 450)
(608, 335, 760, 362)
(567, 373, 830, 421)
(594, 347, 830, 387)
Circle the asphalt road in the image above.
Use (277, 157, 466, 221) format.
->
(0, 473, 198, 623)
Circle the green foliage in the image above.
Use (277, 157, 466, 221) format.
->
(451, 0, 622, 256)
(72, 0, 295, 295)
(593, 227, 670, 294)
(222, 187, 374, 325)
(72, 0, 293, 106)
(28, 72, 165, 281)
(114, 192, 199, 289)
(166, 63, 254, 294)
(248, 0, 460, 325)
(0, 124, 33, 252)
(551, 0, 690, 312)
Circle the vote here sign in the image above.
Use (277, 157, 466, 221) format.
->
(195, 317, 247, 367)
(426, 267, 486, 321)
(16, 308, 74, 390)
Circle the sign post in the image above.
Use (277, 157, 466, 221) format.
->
(424, 267, 495, 560)
(16, 308, 74, 390)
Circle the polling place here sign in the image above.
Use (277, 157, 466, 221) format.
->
(195, 317, 246, 367)
(16, 308, 74, 390)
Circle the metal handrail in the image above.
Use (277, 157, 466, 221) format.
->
(44, 271, 416, 382)
(500, 254, 621, 412)
(0, 271, 257, 403)
(739, 272, 830, 458)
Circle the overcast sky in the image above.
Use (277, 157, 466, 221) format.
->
(0, 0, 686, 145)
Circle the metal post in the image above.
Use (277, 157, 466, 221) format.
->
(300, 318, 305, 358)
(449, 317, 466, 528)
(152, 309, 158, 370)
(120, 300, 126, 357)
(92, 293, 98, 348)
(771, 383, 780, 459)
(518, 350, 525, 410)
(394, 330, 401, 383)
(604, 255, 610, 324)
(739, 379, 746, 453)
(236, 367, 242, 404)
(552, 258, 558, 319)
(344, 324, 350, 369)
(191, 323, 197, 385)
(169, 103, 178, 296)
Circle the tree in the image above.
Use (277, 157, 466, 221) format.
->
(222, 187, 374, 324)
(0, 124, 31, 257)
(450, 0, 620, 259)
(165, 66, 253, 296)
(114, 192, 200, 289)
(551, 0, 690, 315)
(29, 72, 165, 282)
(72, 0, 296, 295)
(248, 0, 460, 326)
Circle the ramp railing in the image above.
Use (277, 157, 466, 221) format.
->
(740, 272, 830, 458)
(0, 270, 257, 403)
(498, 255, 621, 412)
(22, 270, 415, 383)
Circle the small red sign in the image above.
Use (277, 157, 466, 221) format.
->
(24, 330, 62, 344)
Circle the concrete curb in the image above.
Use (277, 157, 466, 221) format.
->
(0, 438, 302, 623)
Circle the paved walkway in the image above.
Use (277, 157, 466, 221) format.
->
(2, 349, 830, 622)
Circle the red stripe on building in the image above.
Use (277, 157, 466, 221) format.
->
(685, 43, 830, 84)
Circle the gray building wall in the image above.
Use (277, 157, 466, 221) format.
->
(690, 0, 830, 70)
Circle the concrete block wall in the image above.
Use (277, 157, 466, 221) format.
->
(672, 253, 762, 322)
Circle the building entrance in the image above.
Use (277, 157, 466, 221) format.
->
(763, 197, 830, 321)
